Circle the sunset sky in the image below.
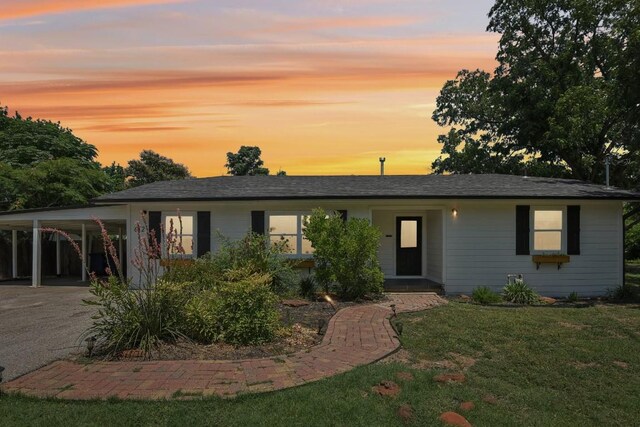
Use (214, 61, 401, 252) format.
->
(0, 0, 498, 176)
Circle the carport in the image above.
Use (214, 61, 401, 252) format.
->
(0, 205, 129, 286)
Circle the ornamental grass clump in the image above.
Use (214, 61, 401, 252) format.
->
(502, 280, 539, 305)
(471, 286, 502, 304)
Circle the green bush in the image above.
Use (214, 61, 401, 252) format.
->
(84, 276, 184, 356)
(303, 209, 384, 300)
(210, 232, 297, 295)
(608, 284, 634, 301)
(471, 286, 502, 304)
(567, 291, 579, 302)
(184, 269, 280, 345)
(502, 280, 539, 305)
(298, 276, 317, 300)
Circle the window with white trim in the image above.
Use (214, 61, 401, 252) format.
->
(164, 213, 195, 256)
(268, 213, 313, 256)
(533, 208, 563, 252)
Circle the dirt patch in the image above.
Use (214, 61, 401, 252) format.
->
(569, 361, 600, 369)
(397, 404, 414, 423)
(448, 352, 477, 370)
(372, 380, 401, 397)
(396, 371, 414, 381)
(559, 321, 588, 330)
(439, 411, 472, 427)
(459, 401, 475, 411)
(613, 361, 629, 369)
(482, 394, 498, 405)
(434, 373, 466, 383)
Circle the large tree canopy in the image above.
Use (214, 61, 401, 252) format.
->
(0, 105, 109, 210)
(125, 150, 192, 188)
(0, 106, 98, 167)
(432, 0, 640, 189)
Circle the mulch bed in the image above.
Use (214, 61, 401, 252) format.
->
(84, 297, 366, 362)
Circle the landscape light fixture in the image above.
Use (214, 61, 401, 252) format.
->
(396, 322, 404, 336)
(390, 304, 397, 317)
(324, 294, 337, 312)
(85, 336, 97, 356)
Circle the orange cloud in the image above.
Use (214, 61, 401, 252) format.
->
(0, 0, 186, 21)
(264, 16, 422, 33)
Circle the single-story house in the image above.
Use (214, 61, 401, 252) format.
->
(1, 174, 638, 296)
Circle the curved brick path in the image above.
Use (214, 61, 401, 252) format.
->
(2, 293, 445, 400)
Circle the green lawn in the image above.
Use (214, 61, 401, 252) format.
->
(627, 260, 640, 288)
(2, 302, 640, 426)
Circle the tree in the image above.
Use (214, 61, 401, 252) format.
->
(225, 146, 270, 176)
(0, 103, 111, 210)
(431, 0, 640, 189)
(103, 162, 127, 193)
(4, 159, 110, 210)
(0, 105, 98, 167)
(125, 150, 192, 187)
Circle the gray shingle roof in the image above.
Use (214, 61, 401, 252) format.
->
(94, 174, 640, 202)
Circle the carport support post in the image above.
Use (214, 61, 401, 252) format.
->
(31, 220, 41, 287)
(118, 227, 123, 262)
(81, 223, 87, 282)
(11, 229, 18, 279)
(55, 233, 62, 277)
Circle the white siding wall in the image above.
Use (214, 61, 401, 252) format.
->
(444, 200, 624, 297)
(426, 210, 443, 283)
(372, 211, 395, 276)
(124, 199, 624, 296)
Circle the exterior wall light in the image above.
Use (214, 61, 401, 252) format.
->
(452, 208, 458, 217)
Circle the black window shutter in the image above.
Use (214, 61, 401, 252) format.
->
(567, 205, 580, 255)
(148, 211, 162, 256)
(338, 210, 348, 222)
(515, 205, 530, 255)
(197, 211, 211, 257)
(251, 211, 265, 235)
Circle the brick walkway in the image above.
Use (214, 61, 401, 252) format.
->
(2, 293, 446, 400)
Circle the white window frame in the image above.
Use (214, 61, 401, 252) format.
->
(266, 212, 313, 258)
(531, 206, 566, 254)
(162, 211, 196, 258)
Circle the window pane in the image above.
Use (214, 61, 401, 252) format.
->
(269, 215, 297, 234)
(400, 220, 418, 248)
(302, 237, 314, 255)
(165, 215, 193, 235)
(534, 210, 562, 230)
(534, 231, 561, 251)
(170, 236, 194, 255)
(270, 235, 297, 254)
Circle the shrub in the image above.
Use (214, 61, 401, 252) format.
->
(567, 291, 579, 302)
(208, 232, 297, 295)
(502, 280, 539, 304)
(298, 276, 317, 300)
(303, 209, 384, 300)
(184, 269, 280, 345)
(608, 284, 634, 301)
(471, 286, 502, 304)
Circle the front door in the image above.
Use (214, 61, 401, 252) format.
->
(396, 217, 422, 276)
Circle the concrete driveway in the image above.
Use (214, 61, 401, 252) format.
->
(0, 286, 95, 381)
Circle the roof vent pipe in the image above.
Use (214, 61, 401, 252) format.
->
(605, 155, 612, 189)
(379, 157, 386, 176)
